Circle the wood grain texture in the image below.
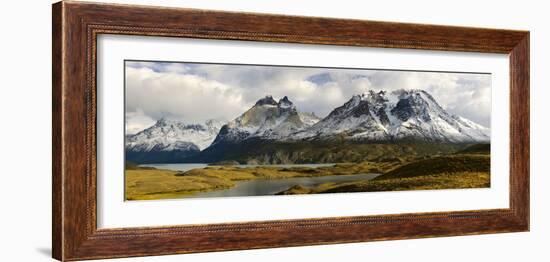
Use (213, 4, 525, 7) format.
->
(52, 2, 63, 260)
(52, 1, 530, 261)
(509, 35, 530, 226)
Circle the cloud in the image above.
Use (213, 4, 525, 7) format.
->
(125, 66, 249, 133)
(125, 108, 155, 135)
(355, 71, 491, 126)
(125, 61, 491, 133)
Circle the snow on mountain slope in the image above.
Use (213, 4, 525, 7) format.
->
(298, 112, 322, 126)
(126, 118, 225, 153)
(127, 89, 489, 162)
(294, 89, 490, 143)
(211, 96, 317, 145)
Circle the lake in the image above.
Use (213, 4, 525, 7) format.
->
(188, 173, 380, 198)
(140, 163, 337, 172)
(140, 163, 380, 198)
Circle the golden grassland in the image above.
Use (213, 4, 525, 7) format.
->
(125, 161, 396, 200)
(125, 151, 490, 200)
(278, 153, 490, 195)
(277, 172, 489, 195)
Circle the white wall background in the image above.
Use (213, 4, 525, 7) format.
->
(0, 0, 546, 261)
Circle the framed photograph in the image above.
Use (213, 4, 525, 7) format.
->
(52, 1, 529, 261)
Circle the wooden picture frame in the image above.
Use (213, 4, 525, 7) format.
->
(52, 1, 529, 261)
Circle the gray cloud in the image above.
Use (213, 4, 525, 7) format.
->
(125, 61, 491, 134)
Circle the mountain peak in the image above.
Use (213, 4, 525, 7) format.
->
(127, 118, 226, 154)
(156, 117, 167, 124)
(296, 89, 489, 143)
(391, 89, 431, 99)
(362, 90, 389, 104)
(155, 117, 179, 126)
(212, 95, 312, 144)
(278, 96, 293, 108)
(255, 95, 278, 106)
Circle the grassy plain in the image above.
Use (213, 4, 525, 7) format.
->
(125, 161, 396, 200)
(278, 152, 490, 195)
(125, 144, 490, 200)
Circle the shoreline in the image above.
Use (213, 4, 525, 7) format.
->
(125, 161, 396, 200)
(125, 153, 490, 200)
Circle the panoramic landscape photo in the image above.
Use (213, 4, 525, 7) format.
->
(124, 60, 491, 201)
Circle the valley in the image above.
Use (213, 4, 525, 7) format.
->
(125, 143, 490, 200)
(124, 89, 491, 200)
(126, 90, 490, 164)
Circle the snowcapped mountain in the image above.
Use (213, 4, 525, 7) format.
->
(299, 112, 322, 126)
(206, 89, 488, 150)
(294, 89, 490, 143)
(126, 90, 489, 164)
(210, 96, 320, 145)
(126, 118, 225, 153)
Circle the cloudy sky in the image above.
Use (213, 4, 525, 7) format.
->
(125, 61, 491, 134)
